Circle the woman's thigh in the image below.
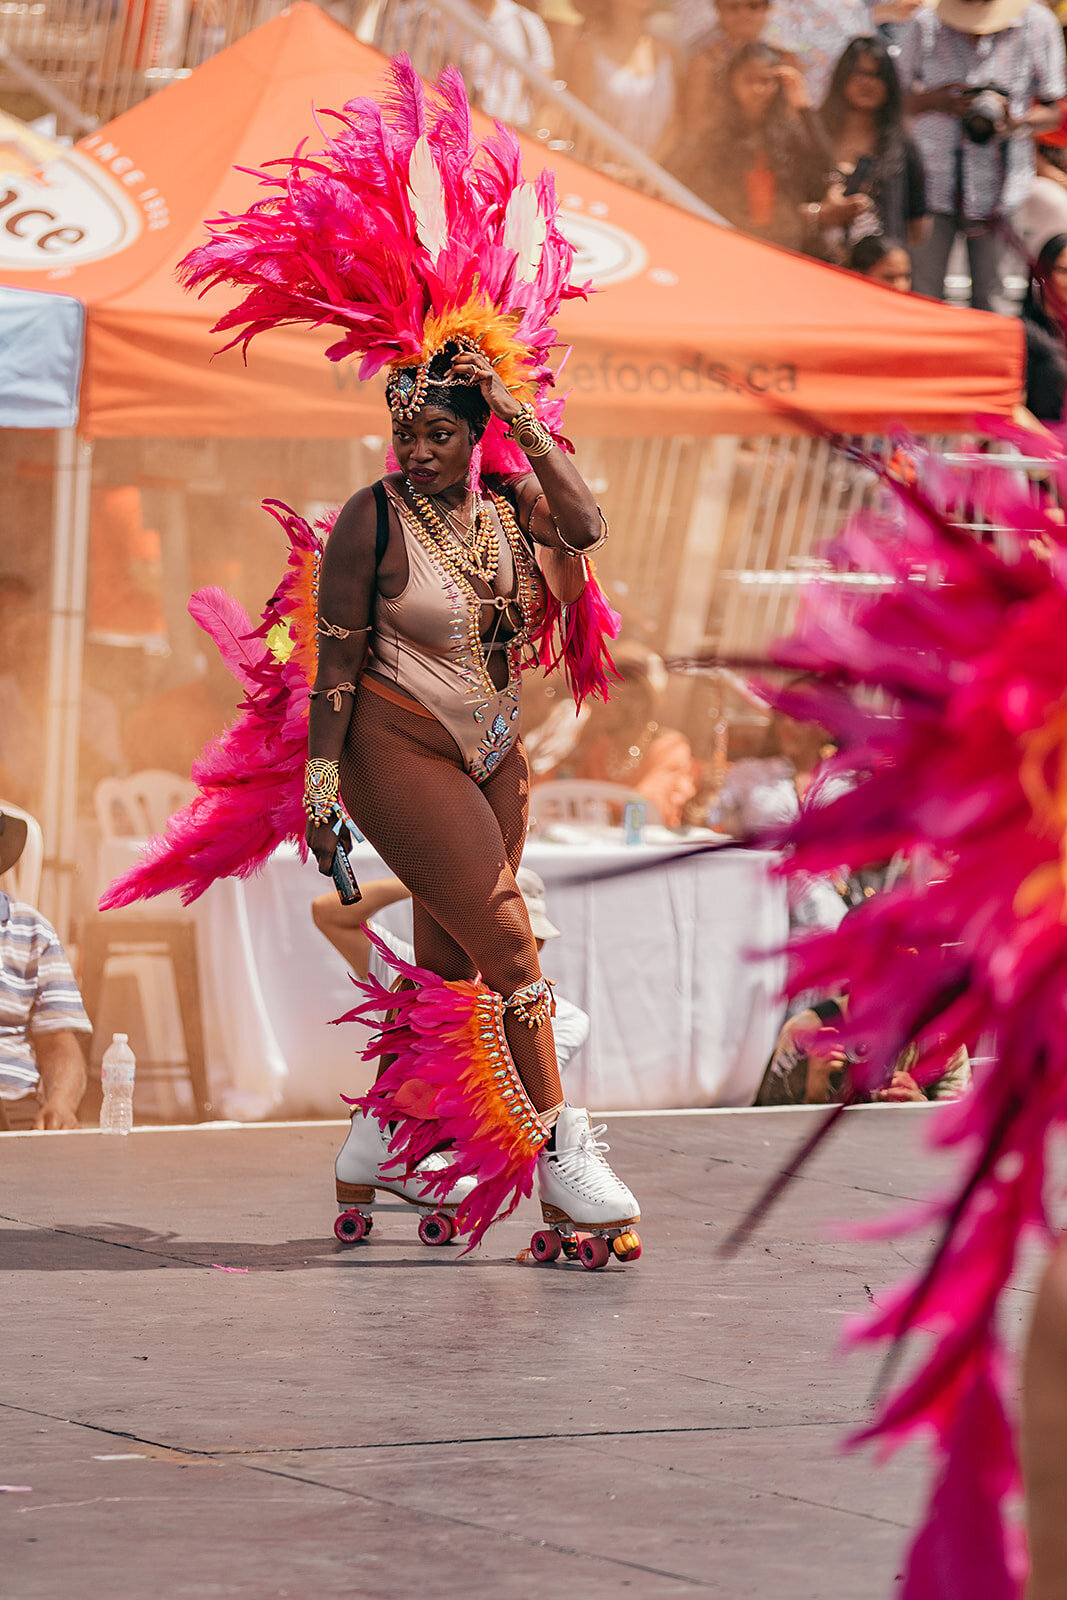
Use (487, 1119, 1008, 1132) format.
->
(342, 693, 537, 992)
(481, 737, 530, 879)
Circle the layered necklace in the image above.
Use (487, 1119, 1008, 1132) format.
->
(405, 483, 498, 585)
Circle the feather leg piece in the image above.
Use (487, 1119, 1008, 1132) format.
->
(335, 932, 548, 1250)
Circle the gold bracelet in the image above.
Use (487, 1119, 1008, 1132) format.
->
(304, 758, 339, 824)
(509, 404, 555, 459)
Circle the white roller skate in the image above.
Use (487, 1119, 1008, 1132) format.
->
(529, 1105, 642, 1270)
(334, 1109, 476, 1247)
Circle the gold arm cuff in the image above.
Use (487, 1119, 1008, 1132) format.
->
(304, 757, 340, 822)
(556, 508, 609, 557)
(509, 404, 555, 459)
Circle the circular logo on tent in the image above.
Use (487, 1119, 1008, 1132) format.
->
(558, 210, 649, 288)
(0, 149, 146, 271)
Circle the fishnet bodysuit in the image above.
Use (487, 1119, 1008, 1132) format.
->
(340, 683, 564, 1115)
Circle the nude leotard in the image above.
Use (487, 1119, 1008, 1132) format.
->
(367, 484, 546, 783)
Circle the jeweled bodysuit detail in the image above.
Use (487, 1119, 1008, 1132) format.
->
(369, 485, 546, 783)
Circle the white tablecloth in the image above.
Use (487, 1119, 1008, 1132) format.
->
(96, 838, 788, 1119)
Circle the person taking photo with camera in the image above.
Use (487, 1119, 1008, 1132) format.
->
(896, 0, 1065, 309)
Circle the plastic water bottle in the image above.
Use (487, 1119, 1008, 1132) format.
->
(623, 800, 646, 846)
(100, 1034, 136, 1135)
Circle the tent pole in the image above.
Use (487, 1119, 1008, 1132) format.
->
(40, 428, 93, 942)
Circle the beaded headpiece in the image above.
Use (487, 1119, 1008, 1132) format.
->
(179, 57, 586, 480)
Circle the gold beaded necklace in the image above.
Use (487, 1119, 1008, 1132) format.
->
(405, 484, 497, 585)
(391, 487, 543, 702)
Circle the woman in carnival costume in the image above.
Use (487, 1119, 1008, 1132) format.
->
(725, 431, 1067, 1596)
(102, 59, 641, 1263)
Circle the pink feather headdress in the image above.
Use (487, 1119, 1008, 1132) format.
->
(179, 55, 586, 478)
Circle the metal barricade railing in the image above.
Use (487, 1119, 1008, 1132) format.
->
(363, 0, 720, 218)
(0, 0, 717, 221)
(0, 0, 351, 131)
(707, 438, 1065, 667)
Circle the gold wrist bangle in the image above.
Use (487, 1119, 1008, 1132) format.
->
(304, 757, 339, 823)
(509, 404, 555, 459)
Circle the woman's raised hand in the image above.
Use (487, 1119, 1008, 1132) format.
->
(775, 64, 810, 113)
(448, 347, 522, 424)
(819, 183, 873, 229)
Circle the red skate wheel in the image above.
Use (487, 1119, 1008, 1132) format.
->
(612, 1231, 642, 1262)
(578, 1235, 611, 1271)
(334, 1210, 368, 1244)
(418, 1212, 455, 1247)
(530, 1229, 562, 1263)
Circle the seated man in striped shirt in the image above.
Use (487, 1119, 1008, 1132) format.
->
(0, 811, 90, 1132)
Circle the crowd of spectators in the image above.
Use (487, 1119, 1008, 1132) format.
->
(510, 0, 1067, 423)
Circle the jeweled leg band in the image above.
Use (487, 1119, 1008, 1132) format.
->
(505, 976, 556, 1030)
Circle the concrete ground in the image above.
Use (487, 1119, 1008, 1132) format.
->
(0, 1108, 1032, 1599)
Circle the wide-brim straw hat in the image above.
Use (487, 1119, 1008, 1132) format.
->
(0, 811, 28, 877)
(932, 0, 1029, 36)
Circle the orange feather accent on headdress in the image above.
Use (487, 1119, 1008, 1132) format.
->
(394, 295, 538, 407)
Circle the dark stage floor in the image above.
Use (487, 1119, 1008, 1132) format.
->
(0, 1108, 1033, 1599)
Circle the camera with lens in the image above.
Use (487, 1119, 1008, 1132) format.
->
(960, 85, 1011, 145)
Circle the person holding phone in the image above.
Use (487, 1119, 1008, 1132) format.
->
(819, 36, 927, 263)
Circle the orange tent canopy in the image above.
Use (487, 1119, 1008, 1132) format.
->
(0, 2, 1021, 437)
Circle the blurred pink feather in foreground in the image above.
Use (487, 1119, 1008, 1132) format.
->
(752, 428, 1067, 1597)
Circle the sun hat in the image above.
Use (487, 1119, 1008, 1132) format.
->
(932, 0, 1029, 37)
(516, 867, 561, 941)
(0, 810, 28, 878)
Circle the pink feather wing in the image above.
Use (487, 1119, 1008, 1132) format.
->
(99, 503, 327, 910)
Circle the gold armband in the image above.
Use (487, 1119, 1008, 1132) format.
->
(556, 508, 609, 556)
(309, 682, 358, 712)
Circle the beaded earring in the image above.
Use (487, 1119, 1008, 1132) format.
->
(467, 438, 483, 494)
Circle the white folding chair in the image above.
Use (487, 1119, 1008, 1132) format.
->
(84, 771, 211, 1120)
(94, 769, 196, 840)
